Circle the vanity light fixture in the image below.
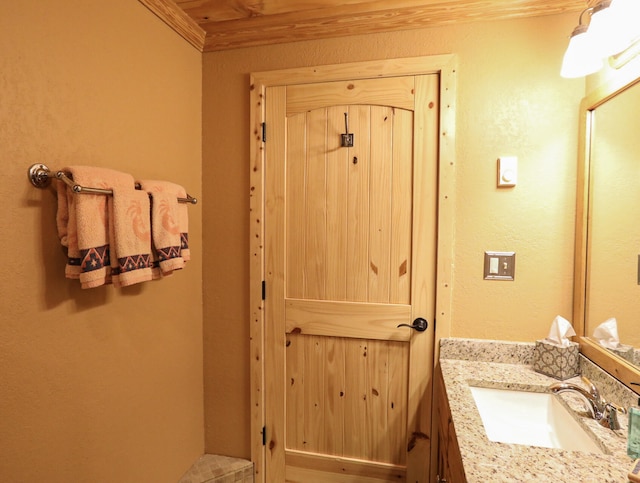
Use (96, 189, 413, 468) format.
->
(589, 0, 627, 57)
(561, 0, 640, 78)
(561, 9, 602, 78)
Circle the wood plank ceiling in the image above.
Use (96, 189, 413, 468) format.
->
(139, 0, 588, 52)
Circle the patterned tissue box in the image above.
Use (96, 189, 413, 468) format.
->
(610, 343, 635, 364)
(533, 340, 580, 380)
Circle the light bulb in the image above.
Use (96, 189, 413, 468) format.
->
(589, 0, 640, 57)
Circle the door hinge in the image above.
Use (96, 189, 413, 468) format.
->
(262, 426, 266, 446)
(262, 280, 266, 300)
(261, 122, 266, 143)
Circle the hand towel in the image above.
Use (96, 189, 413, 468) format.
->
(178, 193, 190, 262)
(109, 187, 154, 287)
(137, 180, 188, 275)
(56, 181, 81, 279)
(56, 166, 135, 289)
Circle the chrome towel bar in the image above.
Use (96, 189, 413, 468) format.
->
(28, 163, 197, 204)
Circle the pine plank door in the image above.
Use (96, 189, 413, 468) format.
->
(264, 74, 438, 483)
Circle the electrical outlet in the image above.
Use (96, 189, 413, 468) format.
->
(484, 251, 516, 280)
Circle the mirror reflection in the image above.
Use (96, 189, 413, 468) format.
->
(585, 78, 640, 368)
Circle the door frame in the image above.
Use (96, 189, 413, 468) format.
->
(249, 55, 457, 483)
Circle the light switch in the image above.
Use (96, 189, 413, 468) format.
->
(489, 257, 499, 274)
(498, 156, 517, 187)
(484, 251, 516, 280)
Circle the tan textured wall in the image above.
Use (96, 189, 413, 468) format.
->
(0, 1, 204, 482)
(202, 13, 585, 456)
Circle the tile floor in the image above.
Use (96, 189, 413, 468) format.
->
(179, 454, 253, 483)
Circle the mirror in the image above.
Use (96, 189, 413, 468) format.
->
(575, 56, 640, 394)
(586, 80, 640, 364)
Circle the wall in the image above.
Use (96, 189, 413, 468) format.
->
(0, 1, 203, 482)
(202, 13, 585, 457)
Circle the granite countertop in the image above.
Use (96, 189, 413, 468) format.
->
(439, 338, 635, 483)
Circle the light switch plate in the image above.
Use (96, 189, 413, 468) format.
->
(484, 251, 516, 280)
(498, 156, 517, 187)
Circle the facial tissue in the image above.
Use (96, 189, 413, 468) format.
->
(534, 315, 579, 380)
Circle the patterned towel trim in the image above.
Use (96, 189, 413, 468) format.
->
(157, 246, 181, 261)
(79, 245, 110, 273)
(112, 254, 152, 275)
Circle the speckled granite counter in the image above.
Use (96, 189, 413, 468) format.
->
(439, 338, 638, 483)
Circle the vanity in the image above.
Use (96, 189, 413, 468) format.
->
(433, 43, 640, 483)
(435, 338, 636, 482)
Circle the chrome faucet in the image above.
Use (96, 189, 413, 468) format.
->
(549, 376, 627, 430)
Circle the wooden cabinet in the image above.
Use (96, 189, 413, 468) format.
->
(434, 364, 467, 483)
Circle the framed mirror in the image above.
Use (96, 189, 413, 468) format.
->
(574, 54, 640, 395)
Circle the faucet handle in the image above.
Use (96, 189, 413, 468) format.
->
(606, 401, 627, 415)
(581, 376, 602, 402)
(602, 402, 627, 430)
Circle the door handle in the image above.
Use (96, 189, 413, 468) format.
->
(397, 317, 428, 332)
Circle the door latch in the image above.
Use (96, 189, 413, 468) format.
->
(397, 317, 428, 332)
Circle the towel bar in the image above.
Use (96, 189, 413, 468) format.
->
(28, 163, 198, 204)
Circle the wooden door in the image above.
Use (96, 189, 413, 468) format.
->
(264, 74, 438, 483)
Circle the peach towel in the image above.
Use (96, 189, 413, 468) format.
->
(56, 166, 135, 289)
(137, 180, 189, 275)
(108, 187, 153, 287)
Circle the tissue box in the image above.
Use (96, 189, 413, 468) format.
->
(533, 340, 579, 380)
(610, 343, 635, 363)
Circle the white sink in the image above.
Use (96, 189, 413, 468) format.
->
(469, 386, 603, 453)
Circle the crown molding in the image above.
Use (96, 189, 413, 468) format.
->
(138, 0, 205, 51)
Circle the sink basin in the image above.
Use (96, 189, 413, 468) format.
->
(469, 386, 603, 453)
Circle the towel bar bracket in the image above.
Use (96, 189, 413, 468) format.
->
(27, 163, 198, 205)
(28, 163, 53, 189)
(28, 163, 76, 190)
